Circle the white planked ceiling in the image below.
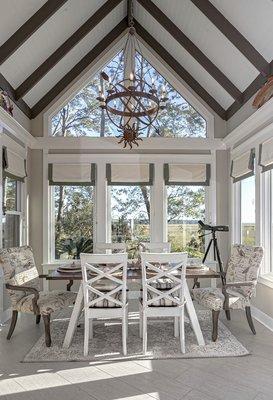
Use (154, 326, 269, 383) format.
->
(0, 0, 272, 117)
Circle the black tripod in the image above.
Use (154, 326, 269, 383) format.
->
(192, 221, 228, 289)
(202, 230, 225, 286)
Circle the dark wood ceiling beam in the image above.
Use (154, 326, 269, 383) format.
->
(136, 0, 242, 102)
(225, 61, 273, 119)
(31, 18, 127, 119)
(0, 0, 68, 65)
(0, 74, 31, 118)
(190, 0, 269, 75)
(134, 20, 226, 119)
(15, 0, 123, 100)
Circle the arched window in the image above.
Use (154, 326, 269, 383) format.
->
(51, 51, 206, 138)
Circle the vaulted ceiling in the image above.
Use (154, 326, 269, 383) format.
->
(1, 0, 273, 121)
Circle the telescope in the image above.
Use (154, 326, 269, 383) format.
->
(193, 221, 229, 289)
(198, 220, 229, 233)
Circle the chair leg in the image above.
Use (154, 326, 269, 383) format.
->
(36, 315, 41, 324)
(245, 306, 256, 335)
(212, 310, 220, 342)
(122, 311, 127, 356)
(42, 314, 51, 347)
(7, 310, 18, 340)
(180, 309, 185, 353)
(225, 310, 231, 320)
(174, 316, 179, 338)
(142, 313, 147, 354)
(89, 319, 93, 339)
(84, 312, 89, 356)
(139, 305, 143, 338)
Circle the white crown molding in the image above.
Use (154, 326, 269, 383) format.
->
(0, 108, 36, 148)
(224, 96, 273, 150)
(33, 136, 225, 151)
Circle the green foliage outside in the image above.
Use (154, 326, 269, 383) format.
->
(54, 186, 94, 259)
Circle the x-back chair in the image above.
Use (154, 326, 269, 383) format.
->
(192, 244, 264, 341)
(140, 252, 188, 354)
(0, 246, 76, 347)
(139, 242, 171, 253)
(93, 242, 127, 254)
(80, 252, 128, 356)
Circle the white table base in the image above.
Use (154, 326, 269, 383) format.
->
(63, 282, 205, 348)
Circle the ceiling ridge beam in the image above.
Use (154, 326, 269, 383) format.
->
(136, 0, 242, 101)
(31, 18, 128, 119)
(225, 60, 273, 120)
(190, 0, 269, 75)
(0, 0, 68, 65)
(0, 73, 31, 118)
(15, 0, 123, 100)
(134, 20, 226, 120)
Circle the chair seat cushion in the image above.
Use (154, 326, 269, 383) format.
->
(89, 290, 123, 308)
(15, 290, 76, 315)
(191, 287, 250, 311)
(139, 290, 181, 307)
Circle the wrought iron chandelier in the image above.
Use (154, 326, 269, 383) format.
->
(97, 2, 167, 148)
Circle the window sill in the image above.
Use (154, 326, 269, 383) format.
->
(258, 274, 273, 289)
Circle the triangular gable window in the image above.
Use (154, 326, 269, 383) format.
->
(51, 51, 206, 138)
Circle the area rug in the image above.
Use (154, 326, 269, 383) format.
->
(23, 310, 249, 362)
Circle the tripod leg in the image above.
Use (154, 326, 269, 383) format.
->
(202, 239, 213, 264)
(214, 237, 225, 286)
(192, 277, 200, 289)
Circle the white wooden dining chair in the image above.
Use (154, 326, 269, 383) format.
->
(93, 242, 126, 254)
(140, 252, 188, 354)
(139, 242, 171, 253)
(80, 253, 128, 356)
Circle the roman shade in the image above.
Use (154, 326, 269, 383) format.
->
(259, 137, 273, 172)
(106, 163, 154, 185)
(230, 149, 255, 183)
(164, 163, 210, 186)
(48, 163, 96, 185)
(2, 146, 27, 181)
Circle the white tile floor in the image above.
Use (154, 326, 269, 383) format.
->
(1, 304, 273, 400)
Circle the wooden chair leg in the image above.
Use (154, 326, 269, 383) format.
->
(7, 310, 18, 340)
(122, 311, 127, 356)
(42, 314, 51, 347)
(84, 312, 89, 356)
(142, 313, 147, 354)
(212, 310, 220, 342)
(225, 310, 231, 320)
(174, 316, 179, 338)
(36, 315, 41, 324)
(245, 306, 256, 335)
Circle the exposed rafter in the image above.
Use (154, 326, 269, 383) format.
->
(190, 0, 269, 75)
(0, 73, 31, 118)
(0, 0, 68, 65)
(31, 18, 128, 119)
(136, 0, 242, 102)
(134, 20, 226, 119)
(225, 60, 273, 119)
(15, 0, 123, 100)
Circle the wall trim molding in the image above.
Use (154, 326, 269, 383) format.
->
(252, 306, 273, 332)
(0, 108, 36, 148)
(0, 307, 11, 325)
(224, 96, 273, 150)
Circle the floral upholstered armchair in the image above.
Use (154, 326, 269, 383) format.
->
(192, 245, 264, 341)
(0, 246, 76, 347)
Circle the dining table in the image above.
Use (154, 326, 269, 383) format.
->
(42, 264, 219, 348)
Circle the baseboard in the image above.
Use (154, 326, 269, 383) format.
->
(0, 308, 11, 325)
(252, 306, 273, 332)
